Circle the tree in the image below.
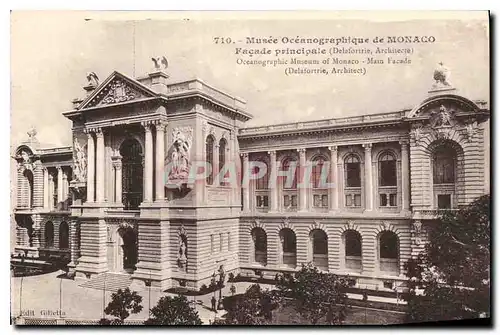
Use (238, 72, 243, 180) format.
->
(102, 288, 143, 324)
(220, 284, 278, 325)
(145, 295, 202, 325)
(403, 195, 491, 323)
(275, 263, 349, 325)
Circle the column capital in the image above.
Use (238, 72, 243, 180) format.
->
(362, 143, 372, 151)
(56, 166, 62, 171)
(240, 152, 249, 159)
(48, 173, 53, 181)
(95, 128, 104, 138)
(399, 139, 410, 148)
(297, 148, 306, 155)
(267, 150, 277, 158)
(328, 145, 338, 152)
(155, 120, 168, 132)
(113, 161, 122, 170)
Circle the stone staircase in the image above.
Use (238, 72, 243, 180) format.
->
(79, 272, 132, 292)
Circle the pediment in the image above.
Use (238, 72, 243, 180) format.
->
(407, 94, 480, 120)
(78, 71, 158, 110)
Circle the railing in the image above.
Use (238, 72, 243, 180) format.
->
(239, 110, 407, 135)
(345, 256, 362, 272)
(282, 190, 298, 212)
(380, 258, 399, 275)
(282, 252, 297, 268)
(254, 190, 269, 213)
(255, 251, 267, 265)
(313, 254, 328, 270)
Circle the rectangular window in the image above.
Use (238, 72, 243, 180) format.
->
(438, 194, 452, 209)
(379, 161, 397, 186)
(256, 195, 269, 208)
(284, 195, 290, 207)
(210, 235, 214, 254)
(389, 194, 397, 207)
(227, 232, 231, 251)
(383, 281, 394, 290)
(322, 195, 328, 207)
(313, 194, 320, 207)
(380, 194, 388, 207)
(346, 163, 361, 187)
(354, 194, 362, 207)
(291, 195, 297, 207)
(219, 233, 223, 252)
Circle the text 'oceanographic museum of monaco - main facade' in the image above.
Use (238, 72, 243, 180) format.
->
(11, 63, 490, 292)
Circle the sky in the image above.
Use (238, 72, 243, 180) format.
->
(10, 11, 489, 148)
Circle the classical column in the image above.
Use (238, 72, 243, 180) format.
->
(363, 143, 373, 211)
(95, 129, 105, 202)
(43, 167, 49, 208)
(328, 146, 338, 211)
(62, 169, 68, 202)
(400, 140, 410, 211)
(57, 166, 63, 205)
(298, 148, 307, 211)
(86, 130, 95, 203)
(269, 150, 278, 212)
(241, 153, 250, 211)
(155, 121, 167, 201)
(143, 122, 154, 202)
(114, 159, 123, 204)
(48, 174, 54, 210)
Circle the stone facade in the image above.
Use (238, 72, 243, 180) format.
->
(11, 65, 490, 291)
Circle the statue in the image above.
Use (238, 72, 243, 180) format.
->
(151, 56, 169, 70)
(73, 138, 87, 182)
(20, 150, 30, 165)
(168, 128, 192, 186)
(86, 72, 99, 86)
(431, 105, 453, 128)
(433, 62, 451, 88)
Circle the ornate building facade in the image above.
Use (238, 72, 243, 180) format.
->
(11, 63, 490, 291)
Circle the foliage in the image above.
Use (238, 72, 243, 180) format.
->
(103, 288, 143, 323)
(403, 195, 491, 323)
(275, 263, 349, 325)
(230, 284, 236, 296)
(228, 272, 235, 282)
(145, 295, 202, 325)
(219, 284, 279, 325)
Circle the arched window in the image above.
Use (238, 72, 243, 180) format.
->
(379, 152, 397, 186)
(218, 138, 227, 186)
(312, 156, 328, 189)
(59, 221, 69, 250)
(433, 148, 456, 184)
(24, 170, 34, 208)
(120, 138, 143, 210)
(44, 221, 54, 248)
(344, 230, 362, 271)
(379, 231, 399, 274)
(345, 155, 361, 187)
(310, 229, 328, 270)
(251, 228, 267, 265)
(280, 228, 297, 268)
(254, 160, 269, 190)
(205, 135, 215, 185)
(281, 158, 298, 189)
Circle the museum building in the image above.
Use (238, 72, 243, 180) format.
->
(11, 63, 490, 291)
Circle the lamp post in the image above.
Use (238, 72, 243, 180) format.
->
(145, 271, 152, 316)
(362, 286, 368, 325)
(59, 276, 63, 318)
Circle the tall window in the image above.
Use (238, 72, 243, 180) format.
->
(120, 138, 143, 210)
(252, 228, 267, 265)
(218, 138, 227, 186)
(255, 160, 269, 190)
(205, 135, 215, 185)
(44, 221, 54, 248)
(345, 155, 361, 187)
(24, 170, 34, 208)
(380, 231, 398, 259)
(280, 228, 297, 268)
(281, 158, 298, 189)
(433, 148, 456, 184)
(312, 156, 328, 188)
(59, 221, 69, 249)
(379, 152, 397, 186)
(310, 229, 328, 270)
(379, 231, 399, 274)
(344, 230, 362, 271)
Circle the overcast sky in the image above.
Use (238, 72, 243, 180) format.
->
(10, 11, 489, 148)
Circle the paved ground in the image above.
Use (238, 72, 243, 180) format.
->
(10, 270, 403, 325)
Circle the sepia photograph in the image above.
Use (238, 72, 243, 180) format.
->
(9, 10, 490, 326)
